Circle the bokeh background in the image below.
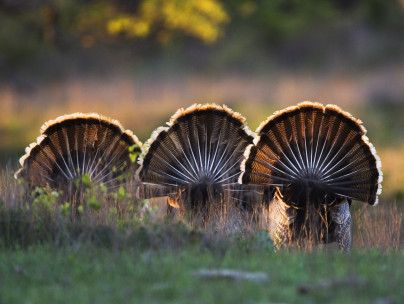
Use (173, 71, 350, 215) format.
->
(1, 0, 404, 198)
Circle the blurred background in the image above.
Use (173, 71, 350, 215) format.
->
(1, 0, 404, 198)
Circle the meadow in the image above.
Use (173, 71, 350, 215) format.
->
(1, 1, 404, 302)
(1, 75, 404, 303)
(0, 164, 403, 304)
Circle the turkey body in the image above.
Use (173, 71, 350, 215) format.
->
(14, 103, 383, 246)
(137, 104, 256, 224)
(240, 102, 382, 251)
(15, 113, 142, 195)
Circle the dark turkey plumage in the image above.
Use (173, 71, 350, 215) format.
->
(137, 104, 256, 223)
(239, 102, 382, 250)
(15, 113, 142, 192)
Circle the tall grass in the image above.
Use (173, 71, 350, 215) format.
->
(1, 164, 402, 252)
(353, 201, 403, 251)
(0, 166, 260, 252)
(0, 166, 146, 249)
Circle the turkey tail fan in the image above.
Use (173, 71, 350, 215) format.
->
(15, 113, 142, 192)
(240, 102, 382, 208)
(137, 103, 256, 223)
(240, 102, 382, 251)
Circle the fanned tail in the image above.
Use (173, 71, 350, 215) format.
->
(137, 104, 255, 217)
(240, 102, 382, 250)
(240, 102, 382, 207)
(15, 113, 142, 191)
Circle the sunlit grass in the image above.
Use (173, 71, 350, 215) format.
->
(1, 73, 403, 249)
(0, 168, 403, 304)
(0, 149, 403, 303)
(0, 162, 402, 252)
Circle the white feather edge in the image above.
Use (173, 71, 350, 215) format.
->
(16, 112, 142, 179)
(15, 135, 47, 177)
(170, 103, 256, 141)
(251, 101, 383, 205)
(255, 101, 366, 134)
(255, 101, 323, 133)
(136, 126, 169, 173)
(138, 103, 257, 176)
(242, 124, 257, 141)
(322, 103, 381, 203)
(42, 112, 143, 147)
(40, 112, 122, 133)
(238, 143, 256, 184)
(123, 129, 143, 150)
(362, 135, 383, 206)
(168, 103, 249, 126)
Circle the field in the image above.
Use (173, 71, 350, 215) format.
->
(1, 59, 404, 304)
(2, 1, 404, 303)
(1, 124, 404, 304)
(1, 73, 404, 303)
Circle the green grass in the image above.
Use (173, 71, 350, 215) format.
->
(0, 243, 403, 304)
(1, 120, 403, 304)
(0, 173, 403, 304)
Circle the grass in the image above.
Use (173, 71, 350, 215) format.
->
(1, 164, 404, 303)
(1, 79, 404, 303)
(1, 243, 403, 303)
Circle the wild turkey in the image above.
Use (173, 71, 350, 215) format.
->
(137, 104, 256, 224)
(15, 113, 142, 197)
(239, 102, 382, 251)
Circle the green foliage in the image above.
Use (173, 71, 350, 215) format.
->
(77, 205, 84, 214)
(0, 0, 403, 67)
(106, 0, 229, 44)
(358, 0, 404, 29)
(0, 10, 46, 65)
(32, 186, 60, 210)
(87, 196, 101, 211)
(117, 186, 125, 199)
(80, 173, 92, 187)
(128, 144, 141, 163)
(232, 0, 340, 41)
(61, 202, 71, 216)
(0, 166, 153, 248)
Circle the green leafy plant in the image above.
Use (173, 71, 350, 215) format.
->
(129, 144, 141, 163)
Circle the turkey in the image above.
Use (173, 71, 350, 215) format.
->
(137, 104, 257, 225)
(15, 113, 142, 198)
(239, 102, 382, 251)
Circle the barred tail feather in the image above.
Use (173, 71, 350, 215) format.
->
(15, 113, 142, 191)
(137, 104, 255, 210)
(240, 102, 382, 207)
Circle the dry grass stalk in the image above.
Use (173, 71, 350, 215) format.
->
(353, 201, 403, 251)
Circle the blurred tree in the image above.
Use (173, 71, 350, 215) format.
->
(0, 0, 229, 67)
(357, 0, 404, 29)
(227, 0, 339, 42)
(70, 0, 229, 47)
(0, 0, 403, 72)
(224, 0, 404, 43)
(106, 0, 229, 44)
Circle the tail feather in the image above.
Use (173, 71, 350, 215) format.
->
(240, 102, 382, 207)
(138, 104, 255, 210)
(15, 113, 142, 191)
